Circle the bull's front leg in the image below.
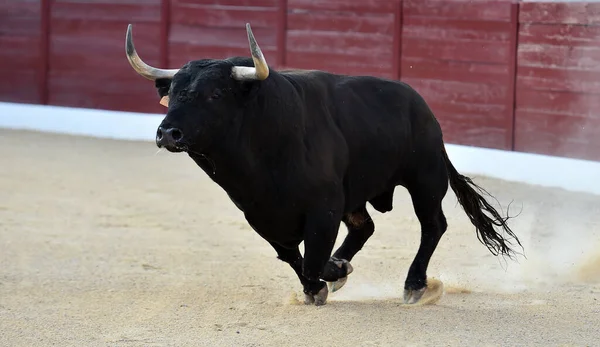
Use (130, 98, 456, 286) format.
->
(301, 208, 343, 306)
(269, 242, 323, 301)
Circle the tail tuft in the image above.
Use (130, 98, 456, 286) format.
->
(442, 147, 523, 259)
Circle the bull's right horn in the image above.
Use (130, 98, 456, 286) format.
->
(125, 24, 179, 80)
(231, 23, 269, 81)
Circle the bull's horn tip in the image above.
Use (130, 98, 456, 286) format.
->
(126, 24, 132, 44)
(125, 24, 134, 56)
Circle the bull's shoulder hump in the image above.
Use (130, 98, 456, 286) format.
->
(279, 69, 338, 80)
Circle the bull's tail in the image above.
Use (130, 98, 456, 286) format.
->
(441, 145, 523, 258)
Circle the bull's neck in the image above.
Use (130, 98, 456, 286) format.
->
(188, 97, 302, 204)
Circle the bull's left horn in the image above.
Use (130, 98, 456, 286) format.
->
(231, 23, 269, 81)
(125, 24, 179, 80)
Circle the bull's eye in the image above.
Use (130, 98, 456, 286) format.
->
(176, 89, 198, 103)
(209, 89, 222, 101)
(177, 90, 189, 102)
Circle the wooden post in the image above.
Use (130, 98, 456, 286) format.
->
(392, 0, 403, 81)
(277, 0, 287, 68)
(160, 0, 171, 68)
(507, 2, 520, 151)
(39, 0, 51, 105)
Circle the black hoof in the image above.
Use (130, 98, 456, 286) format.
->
(321, 257, 353, 282)
(304, 282, 328, 306)
(403, 287, 426, 304)
(321, 257, 354, 293)
(403, 278, 444, 305)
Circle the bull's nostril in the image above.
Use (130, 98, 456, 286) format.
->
(156, 128, 163, 140)
(171, 129, 183, 141)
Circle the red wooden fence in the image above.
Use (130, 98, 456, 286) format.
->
(47, 0, 163, 113)
(1, 0, 599, 162)
(0, 0, 41, 104)
(515, 2, 600, 161)
(285, 0, 397, 78)
(402, 0, 517, 151)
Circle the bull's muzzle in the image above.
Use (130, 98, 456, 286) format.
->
(156, 126, 184, 152)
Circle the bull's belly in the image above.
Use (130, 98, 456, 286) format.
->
(342, 172, 400, 213)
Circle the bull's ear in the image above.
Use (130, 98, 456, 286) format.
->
(155, 78, 171, 98)
(159, 96, 170, 107)
(154, 78, 172, 107)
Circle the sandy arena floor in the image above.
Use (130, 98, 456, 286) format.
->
(1, 129, 600, 346)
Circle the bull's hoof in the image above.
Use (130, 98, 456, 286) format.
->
(403, 287, 426, 304)
(327, 276, 348, 293)
(304, 284, 329, 306)
(322, 258, 354, 293)
(403, 278, 444, 305)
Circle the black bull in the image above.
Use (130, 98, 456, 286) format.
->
(125, 23, 522, 305)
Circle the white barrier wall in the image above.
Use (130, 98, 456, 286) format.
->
(2, 101, 599, 195)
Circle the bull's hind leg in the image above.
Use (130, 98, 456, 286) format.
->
(321, 190, 394, 292)
(321, 205, 374, 292)
(403, 172, 449, 305)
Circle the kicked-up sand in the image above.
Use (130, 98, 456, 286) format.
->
(1, 129, 599, 346)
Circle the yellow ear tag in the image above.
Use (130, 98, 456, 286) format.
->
(159, 96, 170, 107)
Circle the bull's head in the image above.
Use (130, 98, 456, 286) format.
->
(125, 23, 269, 153)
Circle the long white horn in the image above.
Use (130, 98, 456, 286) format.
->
(126, 24, 179, 81)
(231, 23, 269, 81)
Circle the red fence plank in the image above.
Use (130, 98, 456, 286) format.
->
(403, 17, 511, 41)
(518, 45, 600, 71)
(402, 58, 509, 84)
(438, 121, 509, 149)
(404, 0, 513, 22)
(287, 0, 396, 14)
(287, 12, 394, 35)
(520, 2, 600, 25)
(0, 0, 41, 104)
(517, 89, 600, 118)
(519, 23, 600, 47)
(515, 111, 600, 161)
(51, 1, 160, 22)
(171, 4, 278, 29)
(287, 31, 393, 55)
(403, 37, 510, 64)
(175, 0, 278, 6)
